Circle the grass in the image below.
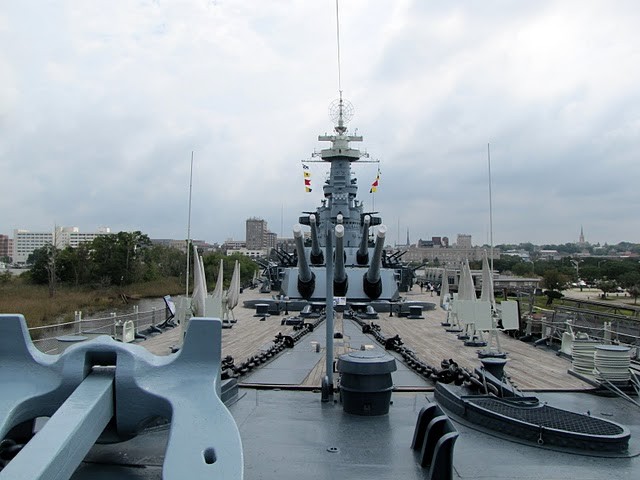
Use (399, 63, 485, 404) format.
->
(514, 293, 640, 318)
(0, 276, 184, 328)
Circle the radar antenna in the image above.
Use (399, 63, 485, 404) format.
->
(330, 1, 353, 133)
(329, 95, 353, 133)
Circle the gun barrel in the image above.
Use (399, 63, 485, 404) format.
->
(363, 225, 386, 299)
(293, 225, 316, 299)
(334, 225, 346, 283)
(356, 215, 371, 265)
(309, 214, 324, 265)
(293, 225, 312, 283)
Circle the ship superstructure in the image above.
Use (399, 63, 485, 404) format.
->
(279, 97, 400, 303)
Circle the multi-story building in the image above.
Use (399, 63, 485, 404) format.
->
(12, 227, 111, 264)
(456, 234, 472, 248)
(246, 218, 278, 250)
(400, 234, 499, 266)
(222, 239, 247, 252)
(227, 248, 267, 258)
(56, 226, 111, 248)
(246, 218, 268, 250)
(151, 239, 217, 253)
(0, 234, 12, 261)
(265, 231, 277, 250)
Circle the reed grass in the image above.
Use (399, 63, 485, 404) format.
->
(0, 276, 183, 328)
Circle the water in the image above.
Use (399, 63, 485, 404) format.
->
(82, 295, 180, 320)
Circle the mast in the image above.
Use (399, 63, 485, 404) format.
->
(487, 143, 494, 274)
(186, 151, 194, 298)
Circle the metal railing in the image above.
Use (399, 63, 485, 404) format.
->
(28, 306, 172, 354)
(524, 306, 640, 359)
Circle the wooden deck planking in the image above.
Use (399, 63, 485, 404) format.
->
(139, 290, 593, 391)
(374, 293, 591, 391)
(141, 291, 297, 362)
(300, 316, 353, 387)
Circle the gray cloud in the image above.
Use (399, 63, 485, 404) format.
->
(1, 1, 639, 248)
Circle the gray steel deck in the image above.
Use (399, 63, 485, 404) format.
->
(72, 388, 640, 479)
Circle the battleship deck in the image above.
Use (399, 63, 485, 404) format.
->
(140, 290, 593, 391)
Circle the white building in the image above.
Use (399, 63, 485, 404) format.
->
(12, 227, 111, 264)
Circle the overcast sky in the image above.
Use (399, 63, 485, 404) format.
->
(2, 1, 639, 247)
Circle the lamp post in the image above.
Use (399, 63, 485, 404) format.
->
(570, 259, 582, 280)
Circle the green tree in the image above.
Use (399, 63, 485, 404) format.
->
(141, 245, 186, 281)
(578, 265, 600, 285)
(27, 246, 53, 285)
(601, 260, 633, 281)
(201, 252, 259, 291)
(627, 285, 640, 304)
(619, 271, 640, 304)
(27, 244, 59, 296)
(542, 269, 567, 306)
(597, 279, 618, 299)
(57, 243, 92, 286)
(542, 269, 565, 291)
(89, 231, 151, 286)
(512, 262, 534, 276)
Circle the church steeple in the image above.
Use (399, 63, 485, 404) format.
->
(578, 225, 585, 245)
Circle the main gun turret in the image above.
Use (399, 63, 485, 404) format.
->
(363, 225, 386, 299)
(334, 224, 348, 296)
(293, 224, 315, 299)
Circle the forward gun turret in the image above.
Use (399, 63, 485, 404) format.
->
(363, 225, 386, 299)
(293, 224, 315, 299)
(309, 214, 324, 265)
(356, 215, 371, 265)
(334, 224, 348, 296)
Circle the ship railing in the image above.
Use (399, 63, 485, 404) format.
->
(28, 306, 170, 354)
(532, 310, 640, 359)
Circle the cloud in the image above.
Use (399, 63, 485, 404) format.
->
(1, 1, 639, 248)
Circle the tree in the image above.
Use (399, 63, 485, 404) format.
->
(512, 262, 534, 276)
(58, 243, 91, 286)
(597, 279, 618, 299)
(578, 265, 600, 285)
(542, 269, 564, 292)
(27, 244, 59, 296)
(627, 284, 640, 304)
(141, 244, 186, 281)
(201, 252, 259, 290)
(619, 271, 640, 304)
(542, 269, 567, 306)
(89, 231, 151, 286)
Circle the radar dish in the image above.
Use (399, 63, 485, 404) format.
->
(329, 98, 354, 125)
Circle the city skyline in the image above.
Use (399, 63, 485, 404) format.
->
(2, 2, 640, 246)
(0, 223, 621, 251)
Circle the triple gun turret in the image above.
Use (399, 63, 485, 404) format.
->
(291, 221, 387, 301)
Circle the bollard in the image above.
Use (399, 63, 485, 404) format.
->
(111, 312, 118, 337)
(336, 351, 397, 415)
(75, 310, 83, 335)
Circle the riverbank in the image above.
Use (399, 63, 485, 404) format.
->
(0, 276, 184, 328)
